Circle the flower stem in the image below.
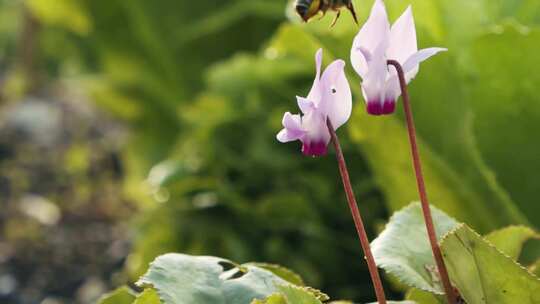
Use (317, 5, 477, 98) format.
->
(387, 59, 458, 304)
(327, 119, 387, 304)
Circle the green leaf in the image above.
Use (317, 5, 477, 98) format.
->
(370, 301, 416, 304)
(371, 203, 459, 294)
(466, 25, 540, 227)
(441, 225, 540, 304)
(134, 289, 161, 304)
(136, 253, 292, 304)
(348, 108, 506, 231)
(98, 287, 136, 304)
(485, 226, 539, 260)
(276, 285, 324, 304)
(529, 259, 540, 277)
(247, 263, 305, 286)
(250, 285, 327, 304)
(251, 294, 288, 304)
(405, 288, 442, 304)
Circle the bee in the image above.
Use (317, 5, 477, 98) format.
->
(295, 0, 358, 26)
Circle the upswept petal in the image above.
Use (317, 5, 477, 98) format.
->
(319, 59, 352, 129)
(401, 47, 447, 81)
(283, 112, 302, 130)
(351, 0, 390, 78)
(385, 47, 447, 102)
(307, 49, 324, 102)
(388, 6, 417, 65)
(276, 112, 305, 143)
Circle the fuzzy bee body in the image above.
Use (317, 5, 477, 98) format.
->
(295, 0, 358, 26)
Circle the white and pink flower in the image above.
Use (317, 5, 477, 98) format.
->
(351, 0, 446, 115)
(277, 49, 352, 156)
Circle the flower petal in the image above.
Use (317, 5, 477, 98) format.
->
(351, 0, 390, 78)
(307, 48, 324, 102)
(384, 47, 447, 102)
(319, 60, 352, 129)
(276, 112, 304, 143)
(384, 75, 401, 104)
(388, 6, 417, 65)
(362, 38, 390, 106)
(402, 47, 447, 82)
(297, 96, 315, 114)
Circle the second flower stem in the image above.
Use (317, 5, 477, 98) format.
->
(387, 60, 458, 304)
(327, 119, 387, 304)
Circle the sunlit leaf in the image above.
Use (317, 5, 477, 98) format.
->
(276, 285, 324, 304)
(134, 288, 161, 304)
(441, 225, 540, 304)
(405, 288, 442, 304)
(251, 294, 288, 304)
(370, 203, 459, 294)
(98, 287, 136, 304)
(485, 226, 539, 260)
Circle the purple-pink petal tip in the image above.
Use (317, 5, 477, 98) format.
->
(302, 141, 328, 157)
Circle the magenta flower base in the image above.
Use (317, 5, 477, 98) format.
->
(366, 100, 396, 115)
(302, 141, 328, 157)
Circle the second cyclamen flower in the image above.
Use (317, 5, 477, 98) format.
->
(277, 49, 352, 157)
(351, 0, 446, 115)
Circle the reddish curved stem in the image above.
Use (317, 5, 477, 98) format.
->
(387, 59, 458, 304)
(327, 119, 387, 304)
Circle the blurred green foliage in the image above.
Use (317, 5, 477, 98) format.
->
(2, 0, 540, 303)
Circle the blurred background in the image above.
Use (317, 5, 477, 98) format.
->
(0, 0, 539, 303)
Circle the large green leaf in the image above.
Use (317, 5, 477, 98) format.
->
(485, 226, 539, 260)
(136, 253, 291, 304)
(405, 289, 441, 304)
(370, 203, 459, 294)
(466, 25, 540, 227)
(441, 225, 540, 304)
(348, 108, 506, 230)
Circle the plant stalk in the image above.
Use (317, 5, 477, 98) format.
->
(327, 119, 387, 304)
(387, 59, 458, 304)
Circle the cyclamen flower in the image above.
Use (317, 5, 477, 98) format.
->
(277, 49, 352, 157)
(351, 0, 446, 115)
